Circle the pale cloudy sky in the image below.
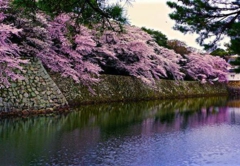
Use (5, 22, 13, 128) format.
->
(123, 0, 204, 49)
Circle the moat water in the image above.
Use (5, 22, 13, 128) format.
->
(1, 96, 240, 166)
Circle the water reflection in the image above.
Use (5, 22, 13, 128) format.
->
(1, 96, 240, 165)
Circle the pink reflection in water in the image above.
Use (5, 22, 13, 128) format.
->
(141, 106, 240, 135)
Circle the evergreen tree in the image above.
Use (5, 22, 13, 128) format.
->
(210, 48, 229, 57)
(167, 0, 240, 50)
(12, 0, 130, 29)
(141, 27, 169, 48)
(167, 0, 240, 71)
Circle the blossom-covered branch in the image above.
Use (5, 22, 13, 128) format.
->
(0, 0, 28, 88)
(0, 0, 230, 89)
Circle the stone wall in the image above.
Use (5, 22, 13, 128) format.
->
(0, 58, 229, 112)
(51, 74, 228, 105)
(0, 58, 68, 112)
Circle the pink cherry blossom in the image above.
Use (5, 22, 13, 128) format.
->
(0, 1, 230, 89)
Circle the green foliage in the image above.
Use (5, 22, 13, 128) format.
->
(12, 0, 129, 28)
(167, 0, 240, 72)
(230, 39, 240, 55)
(227, 23, 240, 55)
(106, 3, 129, 24)
(210, 48, 229, 57)
(166, 0, 240, 52)
(141, 27, 169, 48)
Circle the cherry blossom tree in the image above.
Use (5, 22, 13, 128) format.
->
(5, 9, 102, 86)
(37, 14, 102, 85)
(183, 53, 230, 83)
(0, 0, 28, 88)
(90, 24, 230, 84)
(89, 24, 185, 85)
(0, 0, 230, 90)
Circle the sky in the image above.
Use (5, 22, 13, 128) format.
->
(122, 0, 204, 50)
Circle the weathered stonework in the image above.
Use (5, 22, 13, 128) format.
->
(0, 58, 68, 112)
(51, 74, 228, 105)
(0, 58, 229, 113)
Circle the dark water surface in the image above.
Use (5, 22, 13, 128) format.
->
(1, 96, 240, 166)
